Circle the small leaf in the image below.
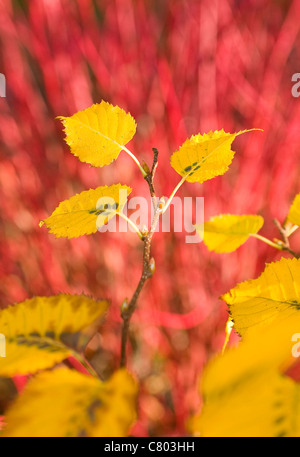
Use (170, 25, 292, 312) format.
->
(170, 129, 261, 183)
(288, 193, 300, 226)
(40, 184, 131, 238)
(0, 294, 108, 377)
(1, 368, 137, 437)
(58, 101, 137, 167)
(222, 257, 300, 337)
(197, 214, 264, 253)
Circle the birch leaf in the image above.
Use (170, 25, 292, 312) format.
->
(58, 101, 137, 167)
(0, 294, 108, 377)
(191, 370, 300, 437)
(170, 129, 261, 183)
(222, 257, 300, 337)
(189, 313, 300, 437)
(39, 184, 131, 238)
(1, 368, 137, 437)
(287, 193, 300, 226)
(197, 214, 264, 253)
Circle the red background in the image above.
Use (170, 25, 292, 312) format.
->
(0, 0, 300, 435)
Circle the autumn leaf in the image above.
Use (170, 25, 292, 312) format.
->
(189, 313, 300, 437)
(58, 101, 137, 167)
(170, 129, 262, 183)
(0, 294, 108, 377)
(39, 184, 131, 238)
(1, 368, 137, 437)
(197, 214, 264, 253)
(288, 193, 300, 226)
(222, 257, 300, 337)
(190, 371, 300, 437)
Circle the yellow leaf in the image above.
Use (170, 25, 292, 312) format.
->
(2, 368, 137, 437)
(0, 294, 108, 377)
(222, 257, 300, 337)
(191, 371, 300, 437)
(58, 101, 137, 167)
(170, 129, 262, 183)
(40, 184, 131, 238)
(288, 193, 300, 226)
(198, 313, 300, 396)
(197, 214, 264, 253)
(189, 314, 300, 437)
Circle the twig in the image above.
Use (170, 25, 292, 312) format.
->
(251, 233, 282, 250)
(144, 148, 159, 208)
(122, 145, 147, 177)
(273, 218, 289, 246)
(273, 218, 300, 258)
(281, 246, 300, 259)
(120, 148, 160, 367)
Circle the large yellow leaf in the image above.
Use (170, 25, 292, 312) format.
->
(189, 314, 300, 437)
(58, 101, 137, 167)
(197, 214, 264, 253)
(170, 129, 261, 183)
(198, 313, 300, 396)
(40, 184, 131, 238)
(0, 294, 108, 377)
(191, 371, 300, 437)
(222, 257, 300, 337)
(1, 368, 137, 437)
(288, 193, 300, 226)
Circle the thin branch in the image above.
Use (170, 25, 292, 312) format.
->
(122, 145, 147, 177)
(120, 149, 161, 367)
(251, 233, 300, 258)
(114, 211, 143, 239)
(273, 239, 300, 258)
(272, 218, 300, 258)
(287, 225, 299, 237)
(251, 233, 283, 250)
(273, 218, 289, 246)
(281, 246, 300, 259)
(163, 174, 187, 214)
(144, 148, 159, 209)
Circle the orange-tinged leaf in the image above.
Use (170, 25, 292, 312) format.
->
(1, 368, 137, 437)
(58, 101, 137, 167)
(0, 294, 108, 377)
(39, 184, 131, 238)
(170, 129, 262, 183)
